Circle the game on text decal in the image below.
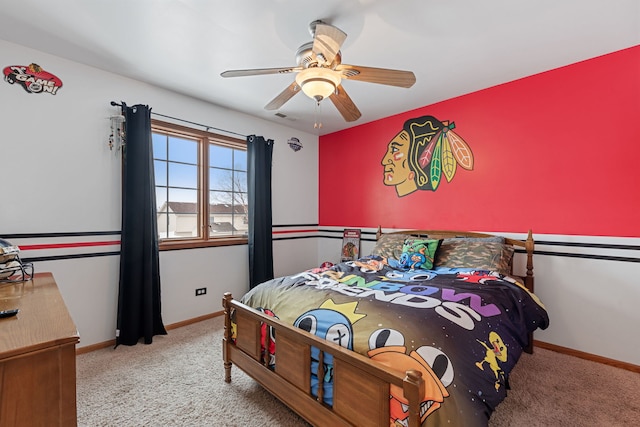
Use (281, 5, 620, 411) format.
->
(3, 63, 63, 95)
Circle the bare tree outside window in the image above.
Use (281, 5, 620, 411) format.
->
(209, 144, 247, 237)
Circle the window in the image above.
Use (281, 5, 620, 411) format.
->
(152, 120, 247, 249)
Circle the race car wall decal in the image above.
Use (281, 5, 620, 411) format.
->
(3, 63, 63, 95)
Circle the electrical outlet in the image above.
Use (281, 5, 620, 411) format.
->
(195, 287, 207, 296)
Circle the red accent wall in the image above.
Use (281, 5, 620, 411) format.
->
(319, 45, 640, 237)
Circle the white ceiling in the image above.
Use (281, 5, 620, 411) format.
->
(1, 0, 638, 135)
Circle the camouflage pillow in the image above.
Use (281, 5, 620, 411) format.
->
(435, 241, 514, 275)
(370, 234, 407, 260)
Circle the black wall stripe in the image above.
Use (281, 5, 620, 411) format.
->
(22, 251, 121, 263)
(536, 240, 640, 251)
(2, 231, 121, 239)
(273, 235, 318, 242)
(533, 250, 640, 263)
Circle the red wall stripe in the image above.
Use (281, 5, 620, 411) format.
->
(19, 240, 121, 250)
(272, 229, 317, 235)
(319, 45, 640, 237)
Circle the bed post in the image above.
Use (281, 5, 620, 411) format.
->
(403, 369, 425, 427)
(376, 225, 382, 239)
(525, 230, 534, 292)
(524, 231, 535, 354)
(222, 292, 233, 383)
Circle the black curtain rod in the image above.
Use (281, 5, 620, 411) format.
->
(110, 101, 247, 138)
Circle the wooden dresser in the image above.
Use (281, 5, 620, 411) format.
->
(0, 272, 80, 426)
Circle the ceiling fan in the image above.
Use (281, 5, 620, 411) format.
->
(220, 20, 416, 123)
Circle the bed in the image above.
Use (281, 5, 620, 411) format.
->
(222, 228, 549, 427)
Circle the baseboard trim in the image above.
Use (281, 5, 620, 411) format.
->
(75, 311, 224, 355)
(534, 340, 640, 373)
(164, 311, 223, 330)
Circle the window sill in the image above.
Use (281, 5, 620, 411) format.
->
(159, 236, 248, 251)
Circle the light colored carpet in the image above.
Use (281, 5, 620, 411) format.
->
(77, 316, 640, 427)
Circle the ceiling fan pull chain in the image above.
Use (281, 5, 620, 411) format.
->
(314, 100, 323, 129)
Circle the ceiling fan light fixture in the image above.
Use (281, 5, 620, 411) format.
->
(295, 67, 341, 102)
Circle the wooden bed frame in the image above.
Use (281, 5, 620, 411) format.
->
(222, 229, 535, 427)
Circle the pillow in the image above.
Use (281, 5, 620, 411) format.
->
(435, 240, 514, 275)
(398, 238, 441, 270)
(370, 233, 407, 260)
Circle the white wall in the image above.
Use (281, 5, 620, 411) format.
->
(0, 39, 319, 348)
(531, 234, 640, 366)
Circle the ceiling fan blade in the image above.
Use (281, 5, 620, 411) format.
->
(329, 84, 361, 122)
(264, 81, 300, 110)
(336, 64, 416, 88)
(221, 66, 302, 78)
(312, 22, 347, 65)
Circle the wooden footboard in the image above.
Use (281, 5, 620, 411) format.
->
(222, 292, 425, 427)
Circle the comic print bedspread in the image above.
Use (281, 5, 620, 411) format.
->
(240, 256, 549, 427)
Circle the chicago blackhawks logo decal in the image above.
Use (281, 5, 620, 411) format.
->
(3, 63, 63, 95)
(382, 115, 474, 197)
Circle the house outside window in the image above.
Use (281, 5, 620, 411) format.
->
(153, 120, 247, 249)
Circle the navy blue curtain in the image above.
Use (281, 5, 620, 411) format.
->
(116, 103, 166, 346)
(247, 135, 274, 288)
